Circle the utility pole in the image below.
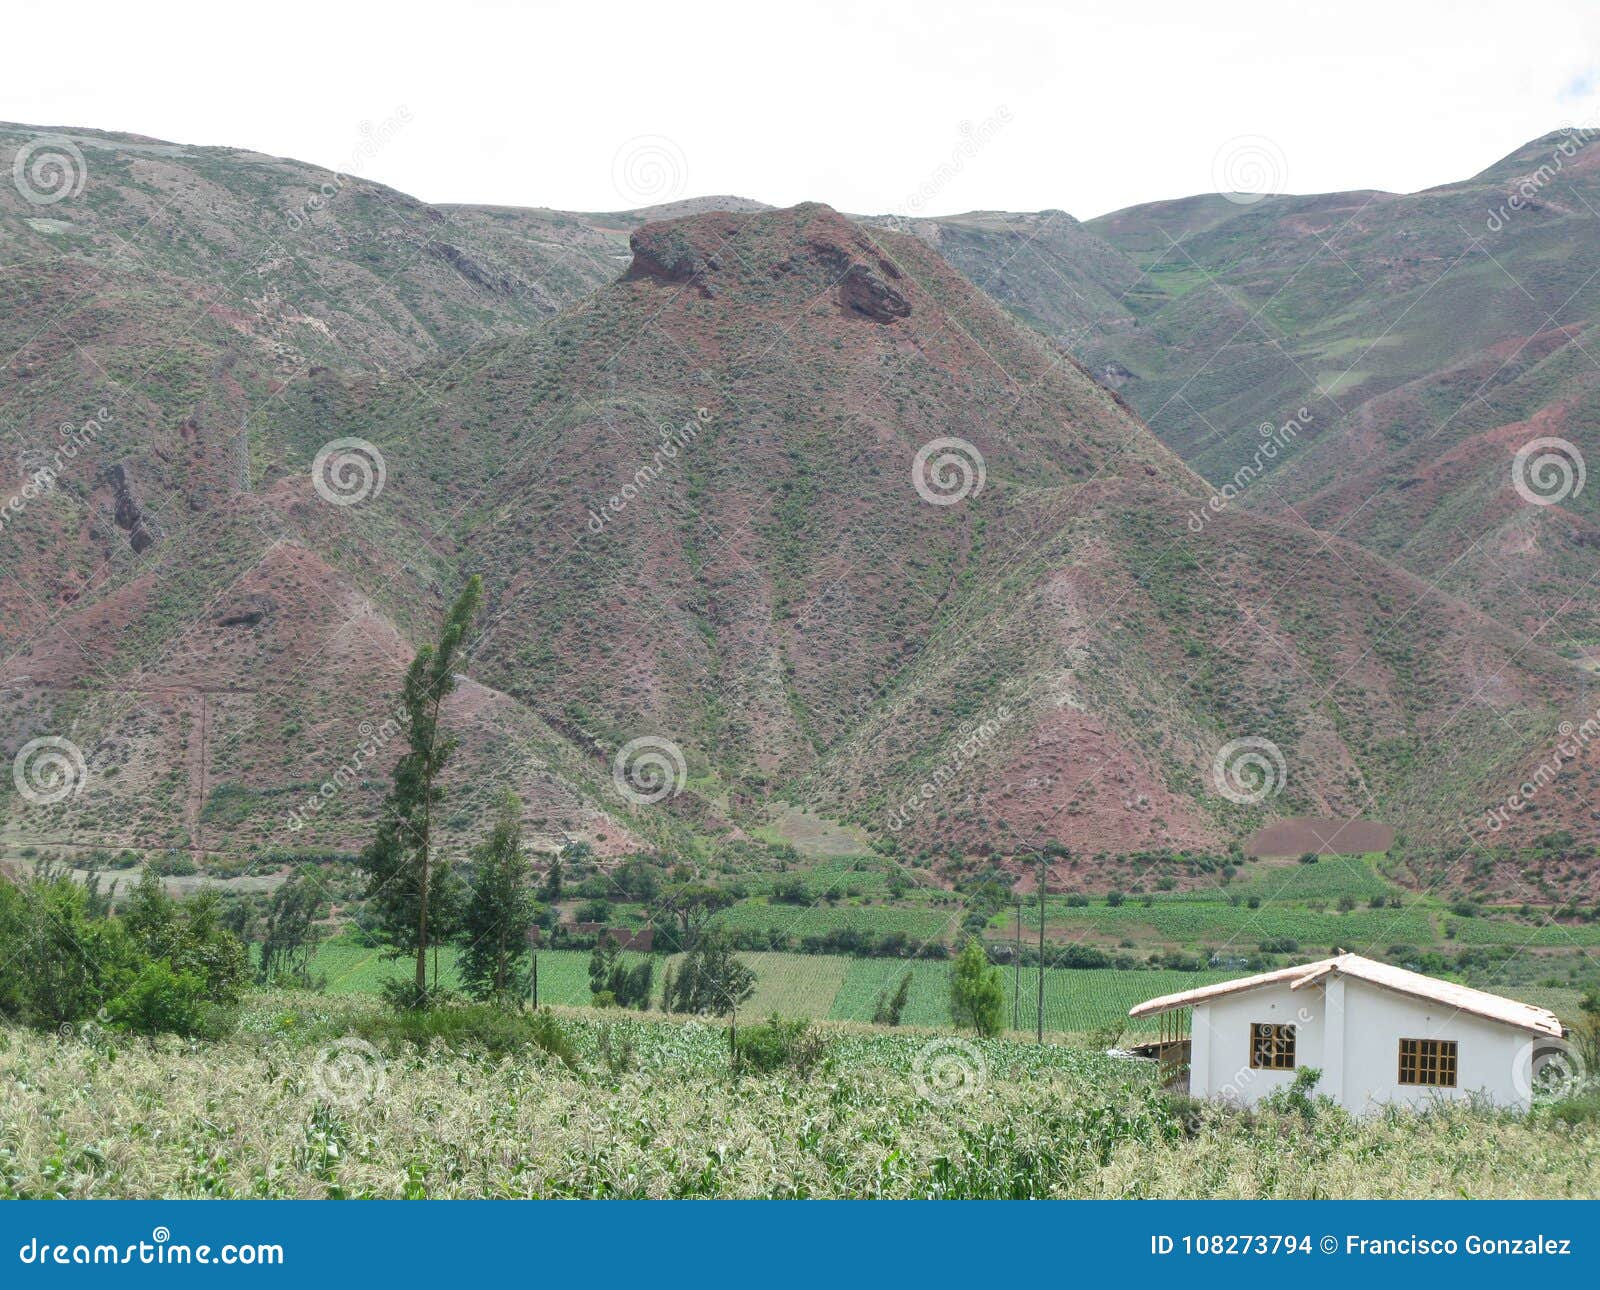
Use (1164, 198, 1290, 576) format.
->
(527, 926, 540, 1008)
(1036, 854, 1046, 1044)
(1013, 900, 1021, 1031)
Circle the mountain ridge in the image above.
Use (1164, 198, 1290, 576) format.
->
(1, 122, 1595, 875)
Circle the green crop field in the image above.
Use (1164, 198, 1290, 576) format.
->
(1195, 856, 1401, 903)
(313, 939, 605, 1006)
(715, 901, 954, 943)
(1446, 919, 1600, 947)
(825, 960, 1235, 1035)
(312, 935, 1241, 1036)
(827, 960, 954, 1027)
(310, 936, 465, 994)
(741, 953, 852, 1017)
(1019, 900, 1439, 950)
(310, 934, 1582, 1040)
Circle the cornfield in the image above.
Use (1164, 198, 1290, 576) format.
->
(2, 994, 1597, 1199)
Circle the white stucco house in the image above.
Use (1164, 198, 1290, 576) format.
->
(1128, 952, 1566, 1113)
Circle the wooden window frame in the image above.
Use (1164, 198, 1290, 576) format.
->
(1249, 1022, 1296, 1070)
(1398, 1038, 1458, 1087)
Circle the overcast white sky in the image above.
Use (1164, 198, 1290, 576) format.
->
(9, 0, 1600, 218)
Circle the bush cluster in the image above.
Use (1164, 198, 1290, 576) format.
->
(0, 869, 247, 1037)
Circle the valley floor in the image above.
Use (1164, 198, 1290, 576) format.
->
(308, 938, 1593, 1038)
(3, 995, 1597, 1200)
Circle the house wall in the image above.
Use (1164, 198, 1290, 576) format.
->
(1189, 977, 1534, 1112)
(1337, 978, 1531, 1112)
(1191, 982, 1325, 1105)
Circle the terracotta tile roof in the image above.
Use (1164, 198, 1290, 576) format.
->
(1129, 952, 1563, 1038)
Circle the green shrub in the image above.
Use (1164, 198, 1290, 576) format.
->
(872, 970, 912, 1025)
(0, 870, 246, 1036)
(106, 962, 233, 1039)
(359, 1003, 576, 1066)
(948, 937, 1005, 1037)
(733, 1015, 829, 1077)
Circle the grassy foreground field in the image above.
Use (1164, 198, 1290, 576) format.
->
(3, 994, 1597, 1199)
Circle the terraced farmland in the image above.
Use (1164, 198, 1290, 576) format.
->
(307, 930, 1583, 1040)
(1011, 898, 1439, 951)
(309, 936, 1237, 1035)
(313, 939, 602, 1006)
(740, 953, 852, 1017)
(715, 901, 955, 943)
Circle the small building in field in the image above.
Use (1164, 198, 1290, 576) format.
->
(1128, 953, 1565, 1113)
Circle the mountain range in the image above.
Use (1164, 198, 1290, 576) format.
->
(2, 120, 1596, 881)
